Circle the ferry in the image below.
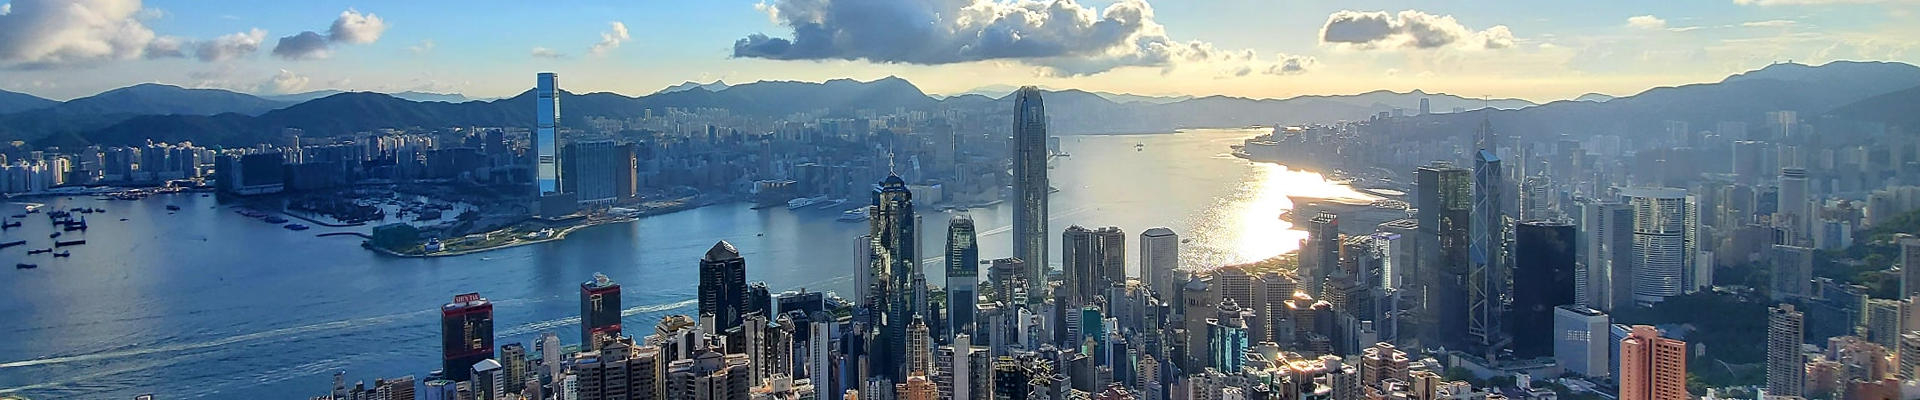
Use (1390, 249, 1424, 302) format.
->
(263, 216, 289, 224)
(837, 208, 869, 222)
(166, 205, 181, 211)
(52, 251, 70, 257)
(787, 196, 827, 210)
(15, 263, 34, 269)
(48, 232, 60, 239)
(0, 240, 24, 249)
(28, 248, 51, 255)
(811, 198, 848, 212)
(284, 223, 311, 231)
(1, 220, 19, 229)
(54, 240, 85, 247)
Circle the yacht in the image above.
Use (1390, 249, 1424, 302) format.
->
(837, 208, 869, 222)
(787, 196, 827, 210)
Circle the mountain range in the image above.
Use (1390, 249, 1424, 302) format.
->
(5, 61, 1920, 148)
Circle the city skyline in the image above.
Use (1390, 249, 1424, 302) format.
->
(4, 0, 1918, 102)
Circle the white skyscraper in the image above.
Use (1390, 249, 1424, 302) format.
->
(1140, 227, 1179, 295)
(1623, 187, 1694, 305)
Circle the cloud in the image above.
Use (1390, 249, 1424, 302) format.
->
(1741, 19, 1798, 27)
(270, 8, 386, 61)
(272, 31, 331, 60)
(0, 0, 169, 67)
(327, 8, 385, 44)
(1734, 0, 1910, 5)
(1319, 10, 1515, 50)
(1263, 53, 1317, 75)
(194, 28, 265, 62)
(1626, 15, 1667, 30)
(1, 3, 10, 15)
(146, 36, 185, 58)
(590, 21, 630, 56)
(259, 69, 309, 94)
(407, 39, 435, 55)
(732, 0, 1261, 75)
(531, 47, 565, 59)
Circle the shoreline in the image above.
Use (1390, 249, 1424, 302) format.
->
(364, 195, 727, 258)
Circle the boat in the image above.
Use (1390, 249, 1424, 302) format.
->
(262, 216, 289, 224)
(15, 263, 34, 269)
(48, 232, 60, 239)
(52, 251, 69, 257)
(1, 220, 18, 229)
(837, 208, 869, 222)
(166, 205, 181, 211)
(284, 223, 310, 231)
(0, 240, 24, 249)
(28, 248, 51, 255)
(54, 240, 85, 247)
(811, 198, 848, 211)
(787, 196, 826, 210)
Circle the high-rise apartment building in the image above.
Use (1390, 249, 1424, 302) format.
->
(582, 273, 623, 347)
(1766, 304, 1804, 398)
(1619, 325, 1687, 400)
(1012, 87, 1049, 306)
(666, 350, 753, 400)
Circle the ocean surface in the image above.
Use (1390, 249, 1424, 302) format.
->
(0, 128, 1373, 399)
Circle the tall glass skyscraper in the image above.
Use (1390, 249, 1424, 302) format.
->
(580, 273, 621, 347)
(1012, 87, 1048, 305)
(535, 72, 561, 198)
(869, 175, 917, 381)
(946, 215, 979, 344)
(1415, 161, 1470, 349)
(1469, 119, 1506, 352)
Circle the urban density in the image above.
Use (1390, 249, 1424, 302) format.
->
(6, 1, 1920, 400)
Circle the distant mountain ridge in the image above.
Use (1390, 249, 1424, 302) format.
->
(6, 61, 1919, 147)
(657, 81, 732, 94)
(0, 89, 57, 114)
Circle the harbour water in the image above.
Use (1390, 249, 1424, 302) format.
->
(0, 128, 1374, 399)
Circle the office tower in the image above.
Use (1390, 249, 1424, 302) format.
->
(499, 343, 529, 395)
(1619, 325, 1687, 400)
(1554, 305, 1610, 378)
(1141, 228, 1179, 296)
(1521, 175, 1552, 220)
(1012, 86, 1049, 306)
(473, 359, 505, 400)
(1623, 187, 1693, 305)
(1771, 245, 1814, 300)
(1305, 212, 1341, 296)
(1418, 98, 1430, 115)
(1359, 342, 1409, 390)
(1206, 299, 1250, 372)
(540, 332, 564, 382)
(582, 273, 623, 347)
(443, 293, 495, 382)
(561, 140, 622, 205)
(535, 72, 561, 199)
(1581, 199, 1635, 312)
(572, 338, 666, 400)
(1415, 161, 1471, 349)
(1767, 304, 1804, 397)
(701, 241, 749, 334)
(667, 350, 753, 400)
(1094, 227, 1125, 294)
(1511, 220, 1576, 359)
(988, 258, 1028, 304)
(1903, 236, 1920, 299)
(947, 215, 980, 343)
(906, 315, 933, 376)
(1778, 168, 1809, 240)
(869, 175, 918, 381)
(1063, 226, 1098, 307)
(1469, 120, 1506, 351)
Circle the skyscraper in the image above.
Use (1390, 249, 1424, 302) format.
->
(947, 215, 980, 343)
(1012, 86, 1049, 306)
(1063, 226, 1098, 306)
(535, 72, 561, 199)
(1554, 305, 1610, 378)
(1779, 167, 1810, 240)
(1901, 236, 1920, 299)
(1415, 161, 1471, 349)
(1511, 220, 1576, 359)
(582, 273, 623, 347)
(700, 241, 749, 334)
(1623, 187, 1693, 304)
(1771, 245, 1814, 300)
(1305, 211, 1341, 296)
(869, 175, 918, 381)
(1580, 199, 1634, 312)
(442, 293, 495, 382)
(1767, 304, 1804, 398)
(1469, 121, 1506, 351)
(1619, 325, 1687, 400)
(1093, 227, 1126, 296)
(1141, 227, 1179, 296)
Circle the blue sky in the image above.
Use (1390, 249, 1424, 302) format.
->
(2, 0, 1914, 101)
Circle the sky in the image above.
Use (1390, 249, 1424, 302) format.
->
(0, 0, 1916, 102)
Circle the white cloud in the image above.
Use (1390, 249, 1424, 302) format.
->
(1320, 10, 1516, 50)
(1627, 15, 1667, 30)
(1263, 53, 1317, 75)
(327, 8, 386, 44)
(1, 3, 11, 15)
(195, 28, 265, 62)
(589, 21, 629, 56)
(407, 39, 435, 55)
(259, 69, 309, 94)
(1741, 19, 1798, 27)
(0, 0, 167, 67)
(531, 47, 565, 59)
(1735, 0, 1914, 5)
